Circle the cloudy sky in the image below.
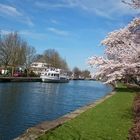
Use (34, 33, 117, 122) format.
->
(0, 0, 139, 70)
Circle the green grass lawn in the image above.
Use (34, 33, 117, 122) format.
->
(37, 87, 135, 140)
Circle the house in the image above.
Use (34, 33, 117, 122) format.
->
(30, 62, 50, 75)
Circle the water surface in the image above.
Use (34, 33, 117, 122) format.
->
(0, 80, 112, 140)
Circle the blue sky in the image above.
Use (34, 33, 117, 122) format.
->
(0, 0, 139, 70)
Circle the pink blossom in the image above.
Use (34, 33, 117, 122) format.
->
(88, 18, 140, 85)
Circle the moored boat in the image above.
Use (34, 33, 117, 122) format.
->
(40, 68, 69, 83)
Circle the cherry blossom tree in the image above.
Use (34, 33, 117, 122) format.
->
(122, 0, 140, 9)
(88, 18, 140, 86)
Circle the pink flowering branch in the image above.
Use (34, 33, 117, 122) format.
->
(122, 0, 140, 9)
(88, 18, 140, 85)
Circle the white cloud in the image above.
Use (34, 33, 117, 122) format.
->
(35, 1, 75, 9)
(47, 27, 69, 36)
(35, 0, 140, 19)
(0, 29, 12, 35)
(0, 3, 34, 26)
(19, 30, 47, 39)
(51, 19, 59, 24)
(67, 0, 140, 17)
(0, 3, 22, 17)
(0, 29, 47, 40)
(23, 16, 34, 27)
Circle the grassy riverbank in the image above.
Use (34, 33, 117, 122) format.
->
(38, 86, 136, 140)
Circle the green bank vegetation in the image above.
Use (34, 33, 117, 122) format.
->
(38, 86, 136, 140)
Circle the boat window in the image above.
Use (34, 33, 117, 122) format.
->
(51, 74, 53, 76)
(32, 64, 38, 66)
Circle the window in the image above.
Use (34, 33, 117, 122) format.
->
(33, 64, 38, 66)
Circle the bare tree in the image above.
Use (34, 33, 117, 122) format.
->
(0, 32, 15, 67)
(42, 49, 69, 70)
(81, 70, 91, 79)
(23, 44, 36, 76)
(0, 32, 36, 76)
(73, 67, 81, 79)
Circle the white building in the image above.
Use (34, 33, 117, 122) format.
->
(30, 62, 50, 75)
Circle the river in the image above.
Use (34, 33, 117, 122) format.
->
(0, 80, 112, 140)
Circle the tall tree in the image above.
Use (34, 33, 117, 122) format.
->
(0, 32, 36, 76)
(60, 58, 69, 70)
(23, 44, 36, 69)
(0, 32, 16, 67)
(9, 33, 24, 67)
(33, 54, 44, 62)
(42, 49, 69, 70)
(88, 18, 140, 85)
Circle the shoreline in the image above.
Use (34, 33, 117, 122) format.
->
(0, 77, 41, 82)
(14, 91, 115, 140)
(0, 77, 96, 82)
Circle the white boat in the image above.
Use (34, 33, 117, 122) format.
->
(40, 68, 69, 83)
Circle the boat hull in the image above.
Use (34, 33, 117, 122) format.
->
(40, 68, 69, 83)
(42, 78, 69, 83)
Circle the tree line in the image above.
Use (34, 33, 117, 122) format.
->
(0, 32, 91, 78)
(0, 32, 36, 75)
(34, 49, 68, 70)
(0, 32, 68, 73)
(72, 67, 91, 79)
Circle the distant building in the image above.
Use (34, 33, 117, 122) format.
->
(30, 62, 50, 75)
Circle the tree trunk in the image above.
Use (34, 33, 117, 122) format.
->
(12, 66, 14, 77)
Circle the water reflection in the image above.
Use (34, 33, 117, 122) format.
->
(40, 83, 60, 95)
(0, 81, 112, 140)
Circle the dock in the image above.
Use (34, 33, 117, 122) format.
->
(0, 77, 41, 82)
